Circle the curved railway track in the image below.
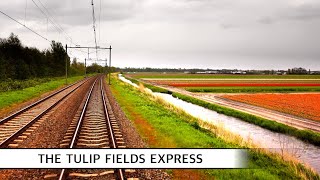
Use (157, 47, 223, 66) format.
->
(0, 77, 91, 148)
(57, 76, 135, 180)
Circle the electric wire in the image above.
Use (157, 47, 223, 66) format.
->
(31, 0, 67, 42)
(0, 10, 50, 42)
(32, 0, 88, 55)
(91, 0, 98, 62)
(36, 0, 75, 45)
(98, 0, 101, 43)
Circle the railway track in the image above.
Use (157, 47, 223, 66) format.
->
(55, 76, 137, 180)
(0, 77, 91, 148)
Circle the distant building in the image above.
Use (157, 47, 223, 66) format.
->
(232, 70, 246, 74)
(288, 67, 308, 74)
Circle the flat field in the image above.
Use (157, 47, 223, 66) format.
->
(111, 75, 319, 179)
(128, 73, 320, 79)
(222, 94, 320, 122)
(126, 73, 320, 93)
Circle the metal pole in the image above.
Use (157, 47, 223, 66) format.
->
(104, 58, 108, 75)
(109, 45, 112, 85)
(65, 44, 68, 85)
(84, 58, 87, 77)
(86, 48, 89, 77)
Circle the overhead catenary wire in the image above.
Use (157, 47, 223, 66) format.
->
(91, 0, 98, 62)
(0, 10, 50, 42)
(31, 0, 88, 55)
(1, 2, 92, 69)
(3, 0, 106, 62)
(98, 0, 102, 43)
(31, 0, 69, 43)
(36, 0, 75, 45)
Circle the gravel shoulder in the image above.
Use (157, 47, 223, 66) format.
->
(0, 78, 94, 179)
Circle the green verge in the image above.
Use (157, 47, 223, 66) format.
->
(0, 75, 85, 110)
(110, 75, 319, 180)
(172, 92, 320, 146)
(185, 86, 320, 93)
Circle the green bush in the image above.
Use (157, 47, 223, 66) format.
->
(0, 77, 55, 92)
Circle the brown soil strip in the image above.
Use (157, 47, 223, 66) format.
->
(172, 169, 207, 180)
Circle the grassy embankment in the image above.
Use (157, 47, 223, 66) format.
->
(110, 75, 319, 180)
(185, 86, 320, 93)
(127, 76, 320, 146)
(0, 75, 85, 111)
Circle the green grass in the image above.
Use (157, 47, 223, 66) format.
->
(129, 73, 320, 79)
(0, 76, 85, 110)
(110, 75, 319, 180)
(125, 76, 172, 94)
(185, 86, 320, 93)
(172, 92, 320, 146)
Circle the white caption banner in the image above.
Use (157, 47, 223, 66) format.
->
(0, 149, 247, 169)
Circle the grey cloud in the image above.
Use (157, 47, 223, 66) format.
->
(257, 2, 320, 25)
(258, 17, 274, 24)
(0, 0, 142, 27)
(286, 3, 320, 20)
(1, 0, 320, 69)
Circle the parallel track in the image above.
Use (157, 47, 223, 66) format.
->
(58, 76, 129, 180)
(0, 78, 90, 148)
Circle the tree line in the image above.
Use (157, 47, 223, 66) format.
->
(0, 33, 71, 80)
(0, 33, 115, 81)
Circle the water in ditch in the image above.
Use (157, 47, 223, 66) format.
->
(119, 75, 320, 174)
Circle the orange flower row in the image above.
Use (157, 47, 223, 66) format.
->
(222, 94, 320, 122)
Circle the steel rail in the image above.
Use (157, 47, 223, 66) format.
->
(100, 78, 125, 180)
(0, 78, 88, 125)
(58, 78, 98, 180)
(0, 77, 91, 148)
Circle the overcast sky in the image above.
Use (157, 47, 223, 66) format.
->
(1, 0, 320, 70)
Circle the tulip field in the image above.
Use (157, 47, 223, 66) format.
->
(222, 94, 320, 122)
(126, 73, 320, 93)
(125, 73, 320, 121)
